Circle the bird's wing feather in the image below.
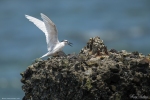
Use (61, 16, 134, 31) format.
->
(25, 15, 47, 35)
(40, 13, 59, 51)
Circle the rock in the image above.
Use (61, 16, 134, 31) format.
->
(111, 85, 116, 92)
(85, 57, 99, 66)
(80, 36, 108, 56)
(110, 65, 120, 73)
(21, 37, 150, 100)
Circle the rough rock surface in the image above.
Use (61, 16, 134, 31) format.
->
(21, 36, 150, 100)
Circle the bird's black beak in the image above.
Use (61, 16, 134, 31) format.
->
(68, 42, 73, 47)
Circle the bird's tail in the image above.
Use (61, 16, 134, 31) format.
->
(40, 52, 51, 58)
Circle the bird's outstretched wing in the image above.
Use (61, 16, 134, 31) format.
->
(25, 15, 47, 37)
(25, 13, 59, 51)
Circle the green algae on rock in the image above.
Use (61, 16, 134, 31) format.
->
(21, 36, 150, 100)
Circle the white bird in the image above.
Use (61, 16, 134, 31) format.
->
(25, 13, 72, 58)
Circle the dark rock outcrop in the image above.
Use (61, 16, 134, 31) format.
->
(21, 37, 150, 100)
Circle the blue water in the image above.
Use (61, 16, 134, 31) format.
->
(0, 0, 150, 99)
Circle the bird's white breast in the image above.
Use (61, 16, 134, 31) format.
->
(51, 42, 65, 54)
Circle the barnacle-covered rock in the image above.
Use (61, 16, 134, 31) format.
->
(21, 37, 150, 100)
(80, 36, 108, 57)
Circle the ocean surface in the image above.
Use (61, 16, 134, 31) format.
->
(0, 0, 150, 99)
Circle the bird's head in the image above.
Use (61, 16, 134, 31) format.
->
(61, 40, 72, 46)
